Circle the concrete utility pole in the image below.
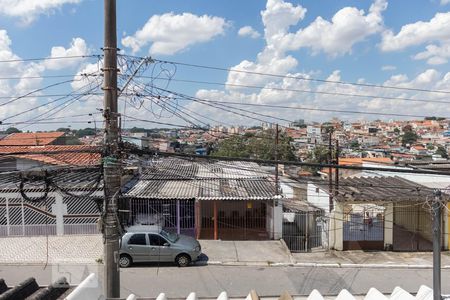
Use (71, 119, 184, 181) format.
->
(432, 189, 442, 300)
(275, 123, 279, 194)
(102, 0, 121, 297)
(328, 129, 333, 212)
(334, 139, 339, 197)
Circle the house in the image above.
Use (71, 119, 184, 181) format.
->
(0, 145, 101, 172)
(0, 132, 66, 146)
(307, 176, 448, 251)
(0, 168, 102, 237)
(121, 158, 282, 240)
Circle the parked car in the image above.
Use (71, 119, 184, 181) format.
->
(119, 225, 202, 268)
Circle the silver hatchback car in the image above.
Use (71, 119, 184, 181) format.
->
(119, 226, 202, 268)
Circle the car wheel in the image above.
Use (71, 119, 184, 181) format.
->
(175, 254, 191, 267)
(119, 254, 132, 268)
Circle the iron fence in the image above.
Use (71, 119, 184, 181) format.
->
(282, 210, 324, 252)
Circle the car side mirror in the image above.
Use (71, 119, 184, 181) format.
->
(163, 242, 170, 247)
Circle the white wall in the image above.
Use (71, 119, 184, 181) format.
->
(306, 183, 331, 213)
(361, 162, 450, 188)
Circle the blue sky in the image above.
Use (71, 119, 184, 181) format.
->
(1, 0, 450, 130)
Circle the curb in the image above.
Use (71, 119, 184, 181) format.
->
(195, 261, 450, 269)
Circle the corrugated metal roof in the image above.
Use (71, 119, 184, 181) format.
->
(141, 158, 269, 180)
(316, 176, 436, 202)
(0, 169, 103, 192)
(125, 158, 275, 200)
(125, 178, 275, 200)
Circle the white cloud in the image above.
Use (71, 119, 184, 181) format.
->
(441, 0, 450, 5)
(0, 0, 82, 25)
(287, 0, 387, 56)
(381, 12, 450, 52)
(381, 65, 397, 71)
(43, 37, 89, 70)
(413, 42, 450, 65)
(226, 0, 386, 88)
(238, 26, 261, 39)
(122, 12, 228, 55)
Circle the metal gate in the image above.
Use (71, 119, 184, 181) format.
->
(199, 200, 269, 240)
(393, 204, 436, 251)
(282, 210, 325, 252)
(343, 205, 384, 250)
(127, 198, 195, 236)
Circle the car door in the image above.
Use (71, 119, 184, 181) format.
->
(126, 233, 151, 262)
(148, 233, 172, 261)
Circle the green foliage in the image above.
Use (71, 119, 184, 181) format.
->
(65, 136, 82, 145)
(350, 140, 360, 150)
(57, 127, 72, 133)
(75, 128, 97, 138)
(436, 145, 448, 158)
(211, 132, 296, 161)
(401, 130, 419, 146)
(305, 145, 331, 173)
(5, 127, 21, 134)
(393, 127, 400, 134)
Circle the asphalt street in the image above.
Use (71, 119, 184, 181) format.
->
(0, 264, 449, 298)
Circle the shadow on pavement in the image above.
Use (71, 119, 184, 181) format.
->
(128, 254, 209, 268)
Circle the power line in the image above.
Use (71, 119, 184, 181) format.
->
(151, 87, 449, 119)
(136, 76, 450, 105)
(146, 57, 450, 95)
(0, 54, 101, 64)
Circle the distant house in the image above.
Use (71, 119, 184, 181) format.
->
(0, 145, 101, 172)
(410, 145, 427, 155)
(0, 132, 66, 146)
(121, 158, 281, 240)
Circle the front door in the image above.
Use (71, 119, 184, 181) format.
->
(148, 233, 173, 261)
(126, 233, 151, 262)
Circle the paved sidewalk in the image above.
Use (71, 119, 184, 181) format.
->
(292, 250, 450, 268)
(1, 235, 450, 269)
(198, 240, 293, 265)
(0, 235, 102, 264)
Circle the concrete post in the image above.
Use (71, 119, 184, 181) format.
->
(176, 200, 181, 235)
(52, 194, 68, 236)
(330, 202, 343, 250)
(5, 196, 9, 236)
(384, 202, 394, 249)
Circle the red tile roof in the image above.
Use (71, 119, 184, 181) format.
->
(0, 145, 101, 166)
(0, 132, 65, 146)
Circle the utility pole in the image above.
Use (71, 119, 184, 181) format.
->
(275, 124, 279, 194)
(335, 139, 339, 198)
(328, 129, 333, 212)
(102, 0, 121, 298)
(273, 124, 279, 240)
(432, 189, 442, 300)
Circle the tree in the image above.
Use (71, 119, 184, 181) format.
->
(211, 132, 296, 161)
(57, 127, 72, 133)
(75, 128, 97, 138)
(350, 140, 360, 150)
(401, 130, 419, 146)
(393, 127, 400, 135)
(305, 145, 331, 174)
(5, 127, 21, 134)
(435, 145, 448, 158)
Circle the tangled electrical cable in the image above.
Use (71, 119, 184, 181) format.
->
(18, 167, 103, 203)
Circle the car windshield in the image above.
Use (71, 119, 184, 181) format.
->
(160, 229, 179, 243)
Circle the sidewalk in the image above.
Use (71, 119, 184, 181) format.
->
(291, 250, 450, 269)
(0, 235, 450, 269)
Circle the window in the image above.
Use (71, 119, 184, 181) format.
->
(149, 234, 168, 246)
(128, 234, 146, 245)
